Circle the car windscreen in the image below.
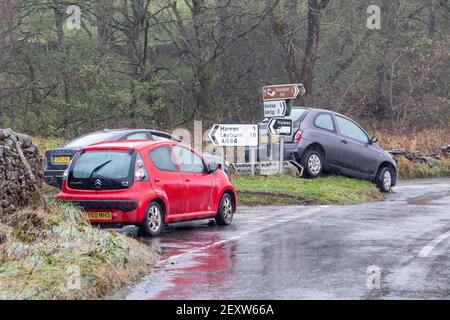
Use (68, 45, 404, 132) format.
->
(65, 132, 119, 148)
(69, 151, 134, 190)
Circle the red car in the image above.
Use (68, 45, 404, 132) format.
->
(56, 140, 237, 236)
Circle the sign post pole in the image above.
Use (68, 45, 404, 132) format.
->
(250, 147, 256, 176)
(279, 138, 284, 174)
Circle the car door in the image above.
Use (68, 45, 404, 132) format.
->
(312, 113, 340, 166)
(334, 115, 379, 176)
(172, 145, 215, 214)
(146, 145, 186, 215)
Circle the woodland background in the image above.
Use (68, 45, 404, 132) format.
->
(0, 0, 449, 149)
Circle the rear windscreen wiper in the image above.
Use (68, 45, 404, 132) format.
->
(89, 160, 112, 179)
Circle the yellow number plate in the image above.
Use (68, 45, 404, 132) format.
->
(54, 156, 71, 163)
(260, 135, 280, 144)
(85, 212, 112, 221)
(260, 135, 269, 144)
(271, 135, 281, 143)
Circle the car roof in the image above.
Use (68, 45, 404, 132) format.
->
(77, 128, 167, 136)
(292, 106, 353, 118)
(83, 140, 171, 152)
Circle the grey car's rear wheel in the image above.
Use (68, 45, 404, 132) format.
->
(139, 201, 164, 237)
(215, 193, 234, 226)
(377, 166, 393, 193)
(301, 149, 323, 178)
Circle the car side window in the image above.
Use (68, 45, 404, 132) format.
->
(314, 114, 334, 131)
(172, 146, 205, 173)
(126, 132, 150, 140)
(149, 146, 179, 172)
(335, 116, 369, 143)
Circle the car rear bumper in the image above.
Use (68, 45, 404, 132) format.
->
(58, 199, 141, 224)
(43, 168, 64, 188)
(283, 142, 304, 160)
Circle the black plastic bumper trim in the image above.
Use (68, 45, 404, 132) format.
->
(67, 200, 139, 212)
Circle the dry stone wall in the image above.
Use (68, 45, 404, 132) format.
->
(0, 129, 44, 216)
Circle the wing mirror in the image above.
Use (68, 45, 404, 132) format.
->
(207, 162, 219, 173)
(370, 136, 378, 144)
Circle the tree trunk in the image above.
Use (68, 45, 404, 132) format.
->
(270, 0, 302, 83)
(52, 0, 70, 104)
(427, 0, 436, 38)
(299, 0, 330, 106)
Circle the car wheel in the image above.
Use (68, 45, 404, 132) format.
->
(215, 193, 234, 226)
(139, 201, 164, 237)
(377, 166, 393, 193)
(301, 149, 323, 178)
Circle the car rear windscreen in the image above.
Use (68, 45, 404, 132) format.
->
(69, 151, 134, 190)
(65, 132, 118, 148)
(289, 108, 309, 120)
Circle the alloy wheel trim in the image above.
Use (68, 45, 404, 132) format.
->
(147, 205, 162, 232)
(308, 154, 321, 175)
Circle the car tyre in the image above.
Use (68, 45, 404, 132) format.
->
(139, 201, 164, 237)
(301, 148, 323, 178)
(377, 166, 393, 193)
(215, 193, 234, 226)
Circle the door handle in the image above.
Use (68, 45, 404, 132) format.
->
(185, 178, 190, 183)
(341, 139, 348, 144)
(154, 178, 160, 183)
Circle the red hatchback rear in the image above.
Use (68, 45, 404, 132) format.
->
(56, 140, 237, 236)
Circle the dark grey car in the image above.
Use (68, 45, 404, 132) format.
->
(258, 107, 397, 192)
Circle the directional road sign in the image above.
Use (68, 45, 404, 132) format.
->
(209, 124, 259, 147)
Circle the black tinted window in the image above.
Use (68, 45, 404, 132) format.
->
(314, 114, 334, 131)
(149, 147, 179, 172)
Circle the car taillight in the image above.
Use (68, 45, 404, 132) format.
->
(292, 130, 303, 143)
(135, 168, 146, 181)
(134, 153, 148, 182)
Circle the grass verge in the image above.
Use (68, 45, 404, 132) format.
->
(0, 202, 157, 300)
(233, 175, 385, 206)
(397, 156, 450, 180)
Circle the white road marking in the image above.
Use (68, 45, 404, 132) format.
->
(417, 230, 450, 258)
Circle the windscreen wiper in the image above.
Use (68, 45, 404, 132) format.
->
(89, 160, 112, 179)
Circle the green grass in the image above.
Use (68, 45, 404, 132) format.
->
(397, 156, 450, 180)
(33, 137, 67, 153)
(233, 175, 385, 206)
(0, 202, 157, 300)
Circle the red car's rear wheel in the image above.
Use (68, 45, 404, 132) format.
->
(139, 201, 164, 237)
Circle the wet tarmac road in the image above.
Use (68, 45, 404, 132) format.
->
(121, 179, 450, 300)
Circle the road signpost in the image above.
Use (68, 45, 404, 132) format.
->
(262, 83, 305, 175)
(262, 83, 305, 102)
(263, 100, 288, 118)
(267, 118, 292, 174)
(209, 124, 259, 147)
(268, 118, 293, 136)
(209, 124, 259, 175)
